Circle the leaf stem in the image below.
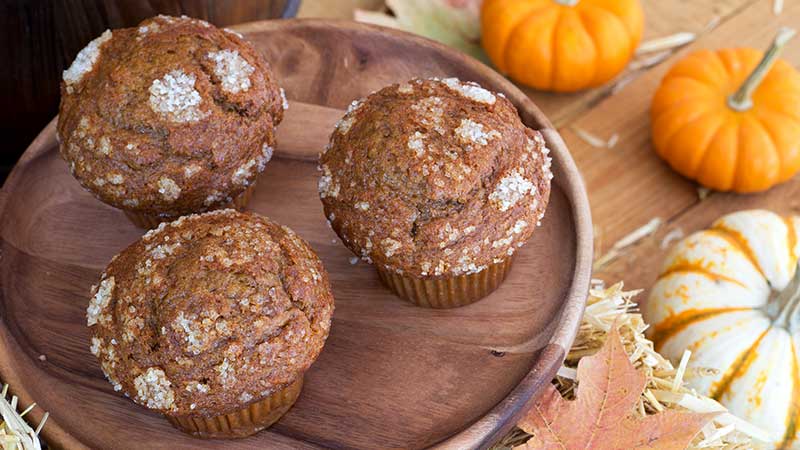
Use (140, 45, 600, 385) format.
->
(728, 27, 796, 112)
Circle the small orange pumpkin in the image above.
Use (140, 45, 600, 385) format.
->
(651, 28, 800, 193)
(480, 0, 644, 92)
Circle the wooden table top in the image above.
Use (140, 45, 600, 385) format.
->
(302, 0, 800, 298)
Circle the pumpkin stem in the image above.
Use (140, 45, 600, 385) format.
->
(554, 0, 579, 5)
(728, 27, 797, 112)
(774, 268, 800, 332)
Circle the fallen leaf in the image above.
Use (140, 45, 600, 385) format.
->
(355, 0, 487, 62)
(517, 325, 717, 450)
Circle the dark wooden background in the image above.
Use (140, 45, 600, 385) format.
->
(0, 0, 299, 180)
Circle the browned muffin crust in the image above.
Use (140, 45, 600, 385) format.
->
(319, 78, 552, 278)
(58, 15, 286, 217)
(87, 209, 333, 417)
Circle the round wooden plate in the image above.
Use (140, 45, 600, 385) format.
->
(0, 19, 592, 449)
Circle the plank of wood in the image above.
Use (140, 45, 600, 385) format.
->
(591, 0, 800, 292)
(526, 0, 758, 127)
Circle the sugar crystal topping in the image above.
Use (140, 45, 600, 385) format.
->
(318, 165, 340, 198)
(90, 337, 103, 356)
(134, 367, 175, 410)
(382, 238, 402, 258)
(398, 83, 414, 94)
(280, 88, 289, 110)
(63, 30, 112, 92)
(138, 23, 160, 36)
(232, 159, 261, 185)
(224, 28, 244, 39)
(455, 118, 501, 147)
(148, 69, 207, 123)
(335, 100, 364, 135)
(87, 276, 115, 326)
(262, 143, 274, 162)
(208, 49, 255, 94)
(440, 78, 496, 105)
(489, 169, 536, 212)
(157, 176, 181, 201)
(408, 132, 426, 157)
(184, 164, 201, 178)
(411, 97, 445, 134)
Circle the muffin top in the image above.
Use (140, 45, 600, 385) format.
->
(87, 209, 333, 417)
(319, 78, 552, 278)
(58, 15, 286, 217)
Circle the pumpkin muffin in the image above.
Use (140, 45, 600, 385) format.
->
(86, 209, 333, 438)
(57, 15, 287, 228)
(319, 78, 552, 308)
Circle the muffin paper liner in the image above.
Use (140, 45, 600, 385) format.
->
(123, 183, 256, 229)
(376, 256, 514, 308)
(165, 376, 303, 439)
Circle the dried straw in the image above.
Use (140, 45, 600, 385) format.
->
(636, 32, 696, 55)
(593, 218, 662, 270)
(660, 228, 685, 249)
(0, 384, 47, 450)
(571, 127, 619, 149)
(493, 282, 768, 449)
(774, 0, 784, 15)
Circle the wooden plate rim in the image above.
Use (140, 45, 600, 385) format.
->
(0, 19, 593, 449)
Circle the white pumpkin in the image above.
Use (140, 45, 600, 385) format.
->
(644, 209, 800, 448)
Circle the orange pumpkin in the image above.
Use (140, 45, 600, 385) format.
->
(481, 0, 644, 93)
(651, 28, 800, 193)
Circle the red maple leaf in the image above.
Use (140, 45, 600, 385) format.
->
(517, 326, 717, 450)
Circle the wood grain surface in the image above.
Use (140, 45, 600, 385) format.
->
(0, 20, 592, 449)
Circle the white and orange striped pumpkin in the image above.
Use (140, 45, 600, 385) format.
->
(644, 209, 800, 448)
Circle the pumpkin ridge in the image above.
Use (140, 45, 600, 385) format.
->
(657, 264, 747, 288)
(752, 114, 784, 172)
(667, 50, 731, 90)
(753, 106, 800, 133)
(708, 226, 767, 279)
(754, 91, 800, 123)
(733, 116, 749, 191)
(695, 116, 732, 181)
(581, 0, 638, 41)
(661, 75, 722, 98)
(650, 307, 750, 352)
(748, 115, 783, 186)
(650, 92, 718, 129)
(688, 113, 728, 179)
(708, 328, 769, 401)
(717, 48, 756, 91)
(548, 9, 564, 92)
(593, 4, 632, 44)
(573, 9, 601, 88)
(662, 109, 727, 173)
(752, 112, 800, 183)
(502, 5, 554, 85)
(780, 340, 800, 448)
(709, 49, 737, 92)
